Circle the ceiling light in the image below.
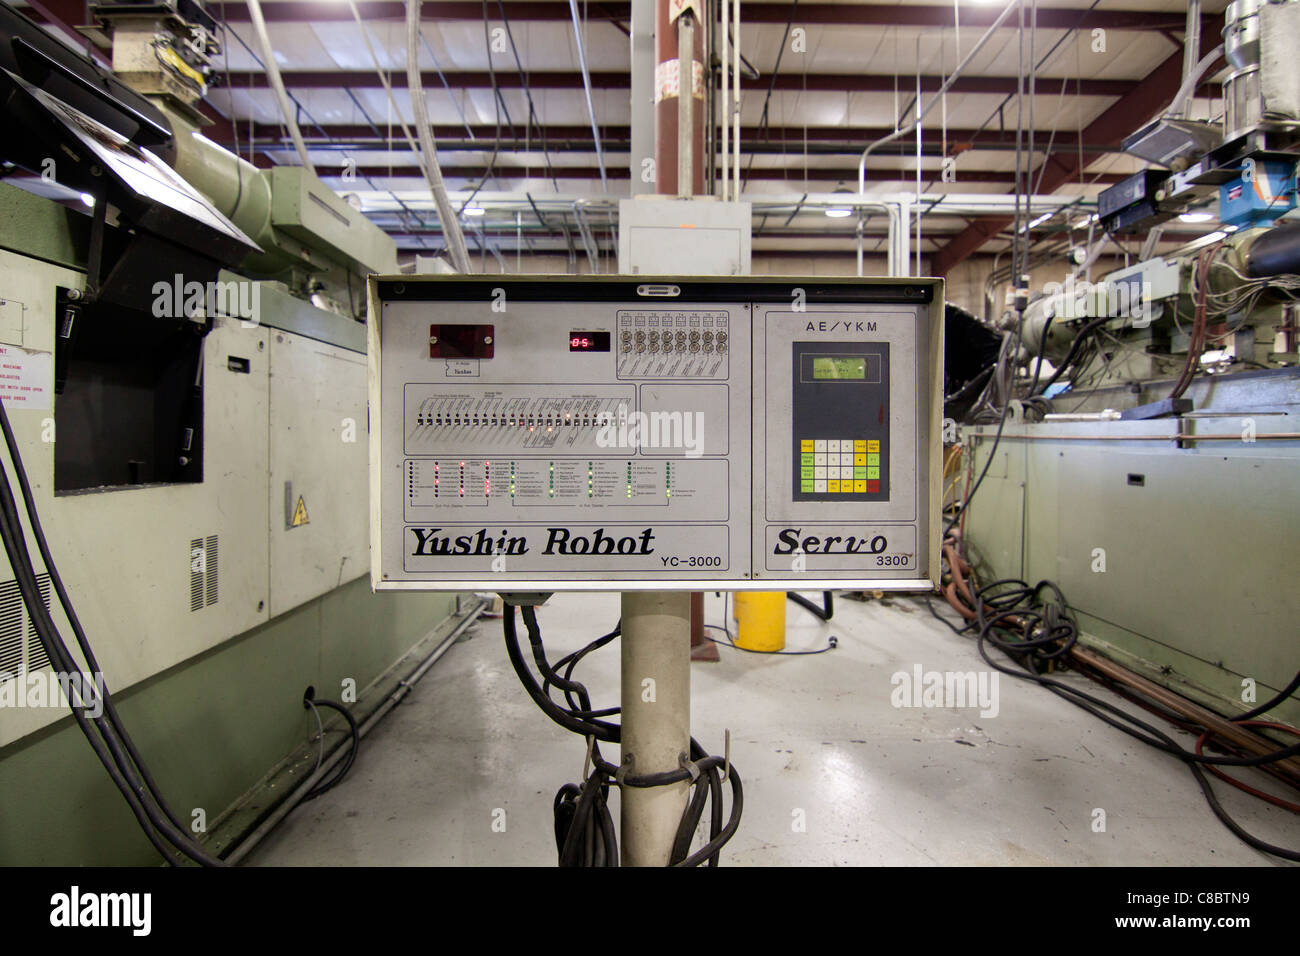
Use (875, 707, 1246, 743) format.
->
(462, 205, 486, 217)
(1019, 211, 1052, 233)
(1178, 210, 1214, 223)
(79, 192, 94, 207)
(825, 183, 854, 218)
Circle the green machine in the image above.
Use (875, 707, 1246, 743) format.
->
(960, 0, 1299, 731)
(0, 0, 461, 865)
(962, 229, 1300, 730)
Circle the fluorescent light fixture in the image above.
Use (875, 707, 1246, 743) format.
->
(1020, 211, 1053, 233)
(1178, 211, 1214, 223)
(462, 205, 486, 217)
(79, 192, 95, 207)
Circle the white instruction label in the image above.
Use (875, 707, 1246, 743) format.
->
(0, 345, 52, 410)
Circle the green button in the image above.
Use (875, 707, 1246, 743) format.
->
(801, 453, 814, 466)
(867, 452, 881, 466)
(867, 466, 880, 479)
(800, 479, 814, 493)
(854, 466, 867, 479)
(800, 465, 815, 479)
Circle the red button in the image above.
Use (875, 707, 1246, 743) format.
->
(867, 480, 880, 493)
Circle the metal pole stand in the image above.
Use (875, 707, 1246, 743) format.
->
(619, 590, 691, 865)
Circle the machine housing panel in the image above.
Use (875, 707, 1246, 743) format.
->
(369, 275, 944, 592)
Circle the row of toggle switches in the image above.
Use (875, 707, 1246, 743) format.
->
(415, 413, 605, 428)
(620, 328, 728, 354)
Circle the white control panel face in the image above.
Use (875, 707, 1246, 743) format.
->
(369, 277, 942, 591)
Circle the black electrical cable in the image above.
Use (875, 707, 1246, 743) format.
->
(0, 398, 227, 865)
(0, 398, 202, 842)
(943, 308, 1025, 537)
(945, 364, 995, 405)
(787, 590, 833, 621)
(705, 593, 836, 655)
(1234, 669, 1300, 723)
(1029, 314, 1112, 398)
(501, 605, 742, 865)
(301, 698, 360, 802)
(955, 573, 1300, 861)
(923, 594, 972, 635)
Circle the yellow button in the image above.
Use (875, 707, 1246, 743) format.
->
(841, 483, 854, 493)
(854, 480, 867, 493)
(801, 440, 814, 452)
(827, 480, 840, 493)
(867, 440, 880, 452)
(854, 453, 867, 466)
(854, 440, 867, 452)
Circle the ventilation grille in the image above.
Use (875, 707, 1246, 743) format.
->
(204, 535, 218, 608)
(190, 535, 219, 612)
(27, 576, 50, 671)
(0, 574, 53, 683)
(190, 537, 203, 611)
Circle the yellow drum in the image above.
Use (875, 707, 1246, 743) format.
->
(733, 592, 787, 652)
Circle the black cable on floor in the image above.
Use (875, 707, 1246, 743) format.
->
(943, 574, 1300, 862)
(706, 592, 837, 656)
(301, 697, 360, 803)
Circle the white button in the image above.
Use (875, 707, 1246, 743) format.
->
(838, 452, 852, 465)
(814, 466, 827, 479)
(814, 440, 827, 452)
(814, 480, 827, 493)
(840, 467, 854, 480)
(814, 453, 827, 466)
(828, 439, 841, 452)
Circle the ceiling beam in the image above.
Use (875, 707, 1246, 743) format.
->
(303, 163, 1126, 186)
(206, 2, 1206, 33)
(927, 30, 1225, 276)
(212, 122, 1120, 156)
(219, 68, 1164, 98)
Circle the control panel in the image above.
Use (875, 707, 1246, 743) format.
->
(792, 344, 889, 501)
(369, 276, 943, 591)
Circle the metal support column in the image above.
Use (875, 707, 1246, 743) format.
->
(620, 590, 692, 866)
(629, 0, 656, 195)
(677, 12, 696, 197)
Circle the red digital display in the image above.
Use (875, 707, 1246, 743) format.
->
(569, 331, 611, 352)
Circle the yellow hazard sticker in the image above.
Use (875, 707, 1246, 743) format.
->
(291, 496, 310, 527)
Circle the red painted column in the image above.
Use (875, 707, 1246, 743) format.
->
(654, 0, 706, 196)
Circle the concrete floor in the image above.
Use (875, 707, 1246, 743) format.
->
(250, 592, 1296, 866)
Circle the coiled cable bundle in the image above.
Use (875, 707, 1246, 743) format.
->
(502, 605, 742, 866)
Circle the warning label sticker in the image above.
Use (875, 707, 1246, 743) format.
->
(0, 345, 52, 410)
(291, 496, 310, 527)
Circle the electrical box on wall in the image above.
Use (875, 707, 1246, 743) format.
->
(368, 275, 944, 591)
(617, 199, 752, 275)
